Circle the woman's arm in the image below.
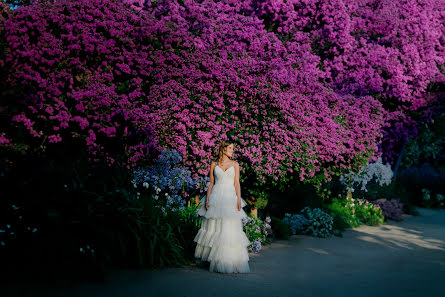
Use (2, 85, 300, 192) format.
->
(206, 162, 216, 208)
(234, 161, 242, 210)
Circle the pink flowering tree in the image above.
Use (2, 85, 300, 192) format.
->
(129, 0, 386, 189)
(249, 0, 445, 164)
(0, 0, 161, 167)
(4, 0, 441, 192)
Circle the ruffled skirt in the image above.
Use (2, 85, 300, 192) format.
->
(203, 183, 248, 219)
(193, 194, 251, 273)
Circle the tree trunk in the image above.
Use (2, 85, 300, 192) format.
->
(346, 188, 353, 201)
(393, 136, 408, 179)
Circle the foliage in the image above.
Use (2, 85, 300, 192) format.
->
(0, 144, 109, 281)
(242, 214, 271, 253)
(421, 189, 445, 209)
(132, 149, 207, 213)
(0, 0, 389, 188)
(300, 207, 334, 238)
(252, 0, 445, 164)
(401, 112, 445, 168)
(248, 188, 270, 210)
(130, 149, 211, 262)
(372, 199, 404, 221)
(270, 216, 292, 240)
(113, 189, 188, 269)
(0, 203, 40, 256)
(282, 213, 308, 235)
(325, 197, 361, 232)
(1, 0, 444, 187)
(168, 203, 202, 261)
(346, 197, 385, 226)
(0, 144, 200, 281)
(436, 194, 445, 208)
(398, 164, 445, 206)
(0, 0, 161, 168)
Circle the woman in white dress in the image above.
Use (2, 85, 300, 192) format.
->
(193, 141, 251, 273)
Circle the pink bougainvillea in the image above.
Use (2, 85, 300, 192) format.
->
(133, 0, 386, 185)
(1, 0, 160, 167)
(1, 0, 442, 187)
(249, 0, 445, 164)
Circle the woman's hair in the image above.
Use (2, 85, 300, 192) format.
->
(215, 140, 233, 165)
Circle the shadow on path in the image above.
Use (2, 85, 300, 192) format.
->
(4, 207, 445, 297)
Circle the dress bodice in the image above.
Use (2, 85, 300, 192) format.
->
(213, 165, 235, 186)
(196, 163, 248, 219)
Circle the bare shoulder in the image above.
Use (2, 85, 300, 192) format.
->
(233, 161, 240, 167)
(209, 162, 216, 176)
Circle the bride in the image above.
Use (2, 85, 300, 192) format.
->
(193, 140, 251, 273)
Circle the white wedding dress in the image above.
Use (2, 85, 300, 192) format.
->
(193, 164, 251, 273)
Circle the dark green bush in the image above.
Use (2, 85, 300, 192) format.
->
(168, 203, 202, 262)
(107, 192, 188, 270)
(324, 198, 361, 232)
(270, 216, 291, 239)
(0, 143, 195, 282)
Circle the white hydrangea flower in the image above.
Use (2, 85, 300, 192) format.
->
(340, 157, 393, 192)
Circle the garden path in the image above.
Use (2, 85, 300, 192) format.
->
(5, 207, 445, 297)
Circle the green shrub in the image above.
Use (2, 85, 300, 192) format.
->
(0, 150, 192, 281)
(90, 180, 189, 270)
(270, 216, 292, 239)
(169, 203, 202, 261)
(300, 207, 334, 238)
(325, 198, 361, 231)
(421, 188, 445, 209)
(353, 200, 385, 226)
(242, 214, 271, 252)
